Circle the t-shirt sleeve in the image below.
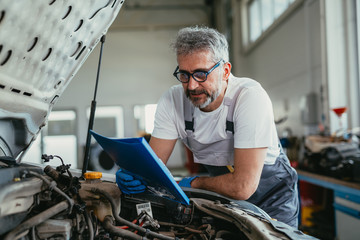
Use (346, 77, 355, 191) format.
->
(233, 86, 278, 148)
(151, 89, 179, 140)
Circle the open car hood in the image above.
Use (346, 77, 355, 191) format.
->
(0, 0, 124, 161)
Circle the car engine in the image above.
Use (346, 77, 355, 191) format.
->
(0, 155, 315, 240)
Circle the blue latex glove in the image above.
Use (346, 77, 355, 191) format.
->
(116, 169, 146, 194)
(178, 176, 198, 188)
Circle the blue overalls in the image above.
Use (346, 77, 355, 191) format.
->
(180, 89, 299, 228)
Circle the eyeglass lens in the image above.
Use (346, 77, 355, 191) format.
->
(174, 60, 223, 83)
(176, 72, 206, 82)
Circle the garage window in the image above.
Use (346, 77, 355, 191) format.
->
(44, 110, 77, 168)
(87, 106, 124, 138)
(134, 104, 157, 135)
(23, 110, 78, 169)
(243, 0, 300, 51)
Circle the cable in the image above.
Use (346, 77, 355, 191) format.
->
(27, 171, 74, 213)
(43, 159, 75, 194)
(102, 216, 143, 240)
(91, 188, 178, 240)
(84, 210, 94, 240)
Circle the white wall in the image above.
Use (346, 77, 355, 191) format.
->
(234, 0, 322, 137)
(52, 0, 210, 170)
(325, 0, 360, 132)
(53, 0, 332, 169)
(54, 29, 186, 168)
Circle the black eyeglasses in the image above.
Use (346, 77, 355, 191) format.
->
(173, 60, 224, 83)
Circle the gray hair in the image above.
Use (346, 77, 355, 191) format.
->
(172, 26, 229, 62)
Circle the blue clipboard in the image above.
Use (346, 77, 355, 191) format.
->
(90, 130, 190, 205)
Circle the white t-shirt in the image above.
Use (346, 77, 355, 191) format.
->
(152, 75, 280, 165)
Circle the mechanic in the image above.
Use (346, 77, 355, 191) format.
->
(116, 26, 299, 228)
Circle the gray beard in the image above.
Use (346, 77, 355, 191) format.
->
(186, 81, 222, 109)
(198, 87, 221, 109)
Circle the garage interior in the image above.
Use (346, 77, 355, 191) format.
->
(17, 0, 360, 239)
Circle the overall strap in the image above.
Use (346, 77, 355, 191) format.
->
(183, 80, 243, 134)
(183, 96, 195, 132)
(223, 86, 243, 134)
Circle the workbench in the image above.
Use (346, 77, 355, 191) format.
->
(297, 169, 360, 240)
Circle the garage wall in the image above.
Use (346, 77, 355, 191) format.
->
(55, 29, 186, 168)
(53, 0, 324, 168)
(52, 0, 211, 169)
(233, 0, 322, 138)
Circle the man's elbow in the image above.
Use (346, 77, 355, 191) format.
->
(230, 184, 257, 200)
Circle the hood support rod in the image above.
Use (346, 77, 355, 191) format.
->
(82, 35, 106, 177)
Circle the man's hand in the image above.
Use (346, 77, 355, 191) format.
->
(178, 176, 198, 188)
(116, 169, 146, 194)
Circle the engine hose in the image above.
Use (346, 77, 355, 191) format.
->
(3, 201, 69, 240)
(28, 170, 74, 213)
(158, 222, 203, 234)
(216, 230, 234, 238)
(44, 165, 74, 194)
(84, 210, 94, 240)
(103, 216, 144, 240)
(91, 188, 178, 240)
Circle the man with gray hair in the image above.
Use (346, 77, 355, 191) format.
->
(116, 26, 299, 228)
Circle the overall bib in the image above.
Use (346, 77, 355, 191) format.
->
(180, 90, 299, 228)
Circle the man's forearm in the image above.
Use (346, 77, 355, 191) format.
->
(190, 172, 258, 200)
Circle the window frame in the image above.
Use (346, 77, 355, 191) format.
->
(133, 103, 158, 135)
(242, 0, 304, 54)
(86, 105, 125, 138)
(22, 109, 78, 168)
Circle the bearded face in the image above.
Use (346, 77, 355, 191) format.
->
(176, 51, 227, 112)
(185, 72, 222, 109)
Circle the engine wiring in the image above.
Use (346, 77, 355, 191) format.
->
(117, 211, 145, 229)
(3, 201, 70, 240)
(91, 187, 177, 240)
(90, 210, 99, 236)
(9, 159, 95, 240)
(42, 154, 76, 194)
(84, 210, 94, 240)
(26, 170, 74, 214)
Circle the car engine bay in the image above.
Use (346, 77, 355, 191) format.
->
(0, 155, 313, 240)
